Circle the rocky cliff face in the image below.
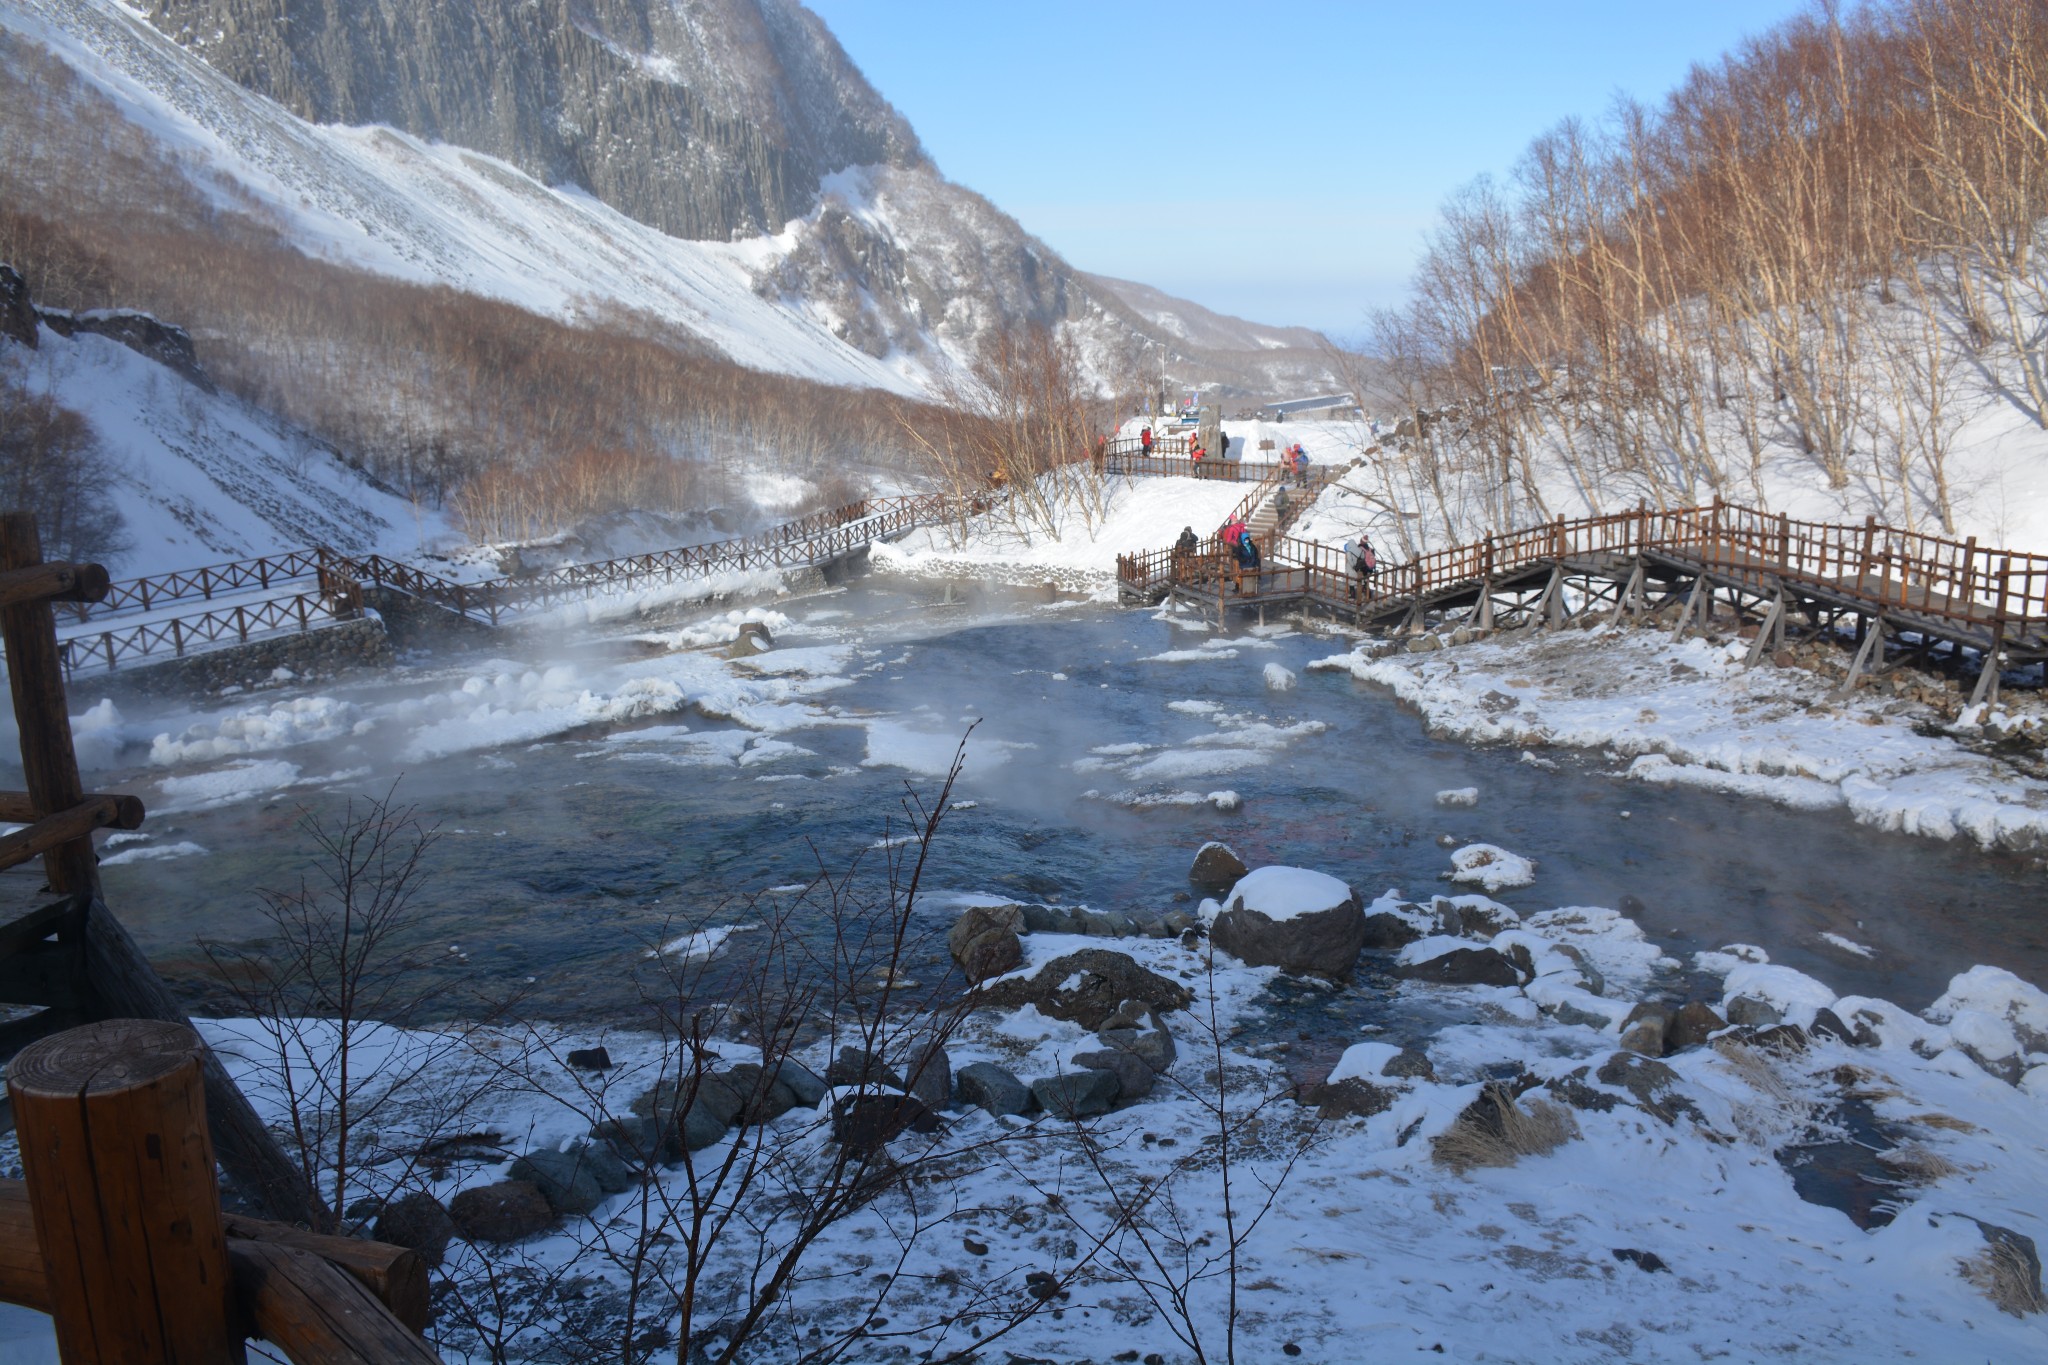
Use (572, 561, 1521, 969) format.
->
(143, 0, 924, 241)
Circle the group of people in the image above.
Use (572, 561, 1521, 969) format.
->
(1172, 517, 1263, 592)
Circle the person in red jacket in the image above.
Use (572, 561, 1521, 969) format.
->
(1140, 426, 1154, 460)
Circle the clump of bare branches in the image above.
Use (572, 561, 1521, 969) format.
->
(202, 783, 508, 1234)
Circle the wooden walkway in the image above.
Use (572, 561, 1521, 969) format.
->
(1119, 501, 2048, 705)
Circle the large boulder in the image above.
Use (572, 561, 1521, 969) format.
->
(1188, 841, 1249, 890)
(449, 1181, 555, 1243)
(949, 904, 1025, 984)
(825, 1047, 904, 1090)
(1072, 1047, 1157, 1103)
(973, 949, 1194, 1029)
(631, 1074, 744, 1157)
(1665, 1001, 1727, 1051)
(719, 1063, 798, 1124)
(1209, 867, 1367, 979)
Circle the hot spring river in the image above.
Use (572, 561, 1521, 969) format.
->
(82, 575, 2048, 1047)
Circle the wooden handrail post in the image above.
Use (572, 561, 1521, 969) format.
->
(9, 1019, 239, 1363)
(0, 513, 95, 894)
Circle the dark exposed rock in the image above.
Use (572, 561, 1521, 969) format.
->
(1808, 1007, 1855, 1046)
(829, 1091, 939, 1154)
(973, 949, 1194, 1029)
(449, 1181, 555, 1243)
(1551, 943, 1605, 996)
(1188, 841, 1248, 890)
(1095, 1013, 1177, 1075)
(1612, 1247, 1670, 1274)
(825, 1047, 904, 1090)
(373, 1192, 456, 1268)
(0, 264, 36, 349)
(1311, 1077, 1397, 1120)
(1434, 896, 1518, 938)
(36, 307, 211, 388)
(1594, 1052, 1699, 1125)
(1544, 1066, 1620, 1114)
(1360, 907, 1427, 950)
(1665, 1001, 1728, 1052)
(1395, 946, 1523, 987)
(957, 1061, 1031, 1117)
(631, 1074, 744, 1156)
(1030, 1069, 1120, 1119)
(566, 1046, 613, 1071)
(1382, 1048, 1435, 1081)
(1962, 1217, 2044, 1310)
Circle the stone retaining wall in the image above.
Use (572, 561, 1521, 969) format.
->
(92, 617, 393, 700)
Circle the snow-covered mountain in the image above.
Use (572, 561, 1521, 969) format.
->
(5, 0, 1337, 398)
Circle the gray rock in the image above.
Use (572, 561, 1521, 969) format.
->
(1545, 1066, 1620, 1114)
(566, 1140, 636, 1194)
(773, 1058, 829, 1107)
(1551, 943, 1605, 996)
(630, 1075, 743, 1156)
(1073, 1048, 1154, 1103)
(1551, 998, 1617, 1030)
(1725, 995, 1784, 1028)
(565, 1046, 613, 1071)
(510, 1149, 607, 1216)
(973, 948, 1195, 1029)
(373, 1192, 455, 1268)
(1382, 1048, 1435, 1081)
(903, 1040, 953, 1112)
(1963, 1218, 2045, 1309)
(448, 1181, 554, 1243)
(720, 1064, 798, 1124)
(1434, 896, 1517, 938)
(1665, 1001, 1727, 1051)
(1096, 1013, 1177, 1074)
(957, 1061, 1031, 1117)
(1031, 1070, 1121, 1119)
(1189, 841, 1249, 890)
(1395, 946, 1523, 987)
(949, 904, 1025, 984)
(590, 1116, 660, 1165)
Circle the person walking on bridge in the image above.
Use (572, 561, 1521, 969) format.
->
(1140, 425, 1154, 461)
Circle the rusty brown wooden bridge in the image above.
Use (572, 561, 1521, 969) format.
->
(1118, 499, 2048, 706)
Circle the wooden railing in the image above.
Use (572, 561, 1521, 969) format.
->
(80, 547, 328, 619)
(1120, 499, 2048, 639)
(58, 590, 341, 674)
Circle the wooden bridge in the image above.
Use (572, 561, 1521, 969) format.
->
(1119, 500, 2048, 706)
(38, 492, 969, 677)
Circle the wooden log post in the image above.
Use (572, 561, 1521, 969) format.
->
(8, 1019, 240, 1363)
(0, 513, 94, 895)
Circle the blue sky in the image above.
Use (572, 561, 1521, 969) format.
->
(805, 0, 1811, 339)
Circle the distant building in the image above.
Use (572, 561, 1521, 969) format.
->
(1256, 393, 1362, 422)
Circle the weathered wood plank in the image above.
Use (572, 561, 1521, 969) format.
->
(0, 561, 110, 609)
(232, 1240, 442, 1364)
(0, 791, 143, 829)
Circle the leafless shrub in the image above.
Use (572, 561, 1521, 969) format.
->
(1431, 1086, 1581, 1173)
(1874, 1141, 1963, 1185)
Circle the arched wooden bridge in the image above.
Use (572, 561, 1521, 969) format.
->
(1118, 499, 2048, 706)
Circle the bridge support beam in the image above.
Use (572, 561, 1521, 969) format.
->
(1670, 574, 1710, 642)
(1744, 589, 1786, 668)
(1607, 561, 1645, 629)
(1832, 613, 1887, 700)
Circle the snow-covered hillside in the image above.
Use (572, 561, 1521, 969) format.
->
(4, 320, 450, 576)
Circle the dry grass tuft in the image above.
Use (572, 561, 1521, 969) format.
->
(1962, 1239, 2048, 1317)
(1432, 1087, 1581, 1173)
(1908, 1112, 1979, 1134)
(1874, 1142, 1962, 1185)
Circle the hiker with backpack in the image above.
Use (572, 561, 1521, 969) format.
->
(1343, 537, 1377, 603)
(1172, 525, 1200, 580)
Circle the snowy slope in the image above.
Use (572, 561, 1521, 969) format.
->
(5, 322, 450, 575)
